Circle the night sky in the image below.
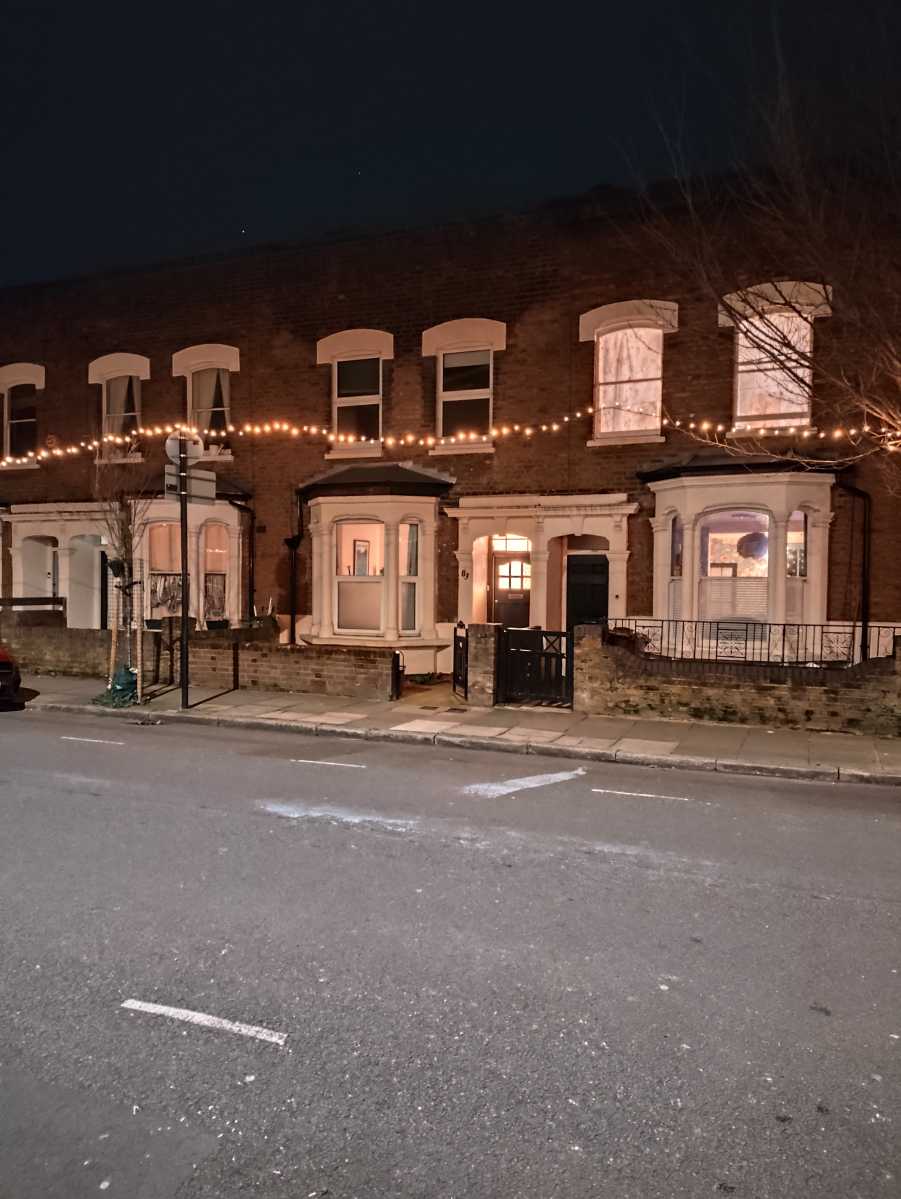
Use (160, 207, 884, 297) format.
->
(0, 0, 887, 287)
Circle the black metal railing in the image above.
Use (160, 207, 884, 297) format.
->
(599, 618, 901, 667)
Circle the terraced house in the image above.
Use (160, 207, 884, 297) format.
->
(0, 191, 893, 689)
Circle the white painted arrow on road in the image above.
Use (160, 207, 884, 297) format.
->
(462, 767, 586, 800)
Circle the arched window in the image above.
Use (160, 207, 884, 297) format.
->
(148, 522, 183, 617)
(421, 318, 506, 452)
(0, 362, 44, 463)
(718, 282, 831, 429)
(579, 300, 678, 444)
(316, 329, 393, 456)
(172, 344, 239, 454)
(89, 353, 150, 457)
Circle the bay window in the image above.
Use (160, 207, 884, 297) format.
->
(335, 520, 384, 632)
(203, 522, 229, 625)
(399, 521, 420, 633)
(148, 522, 183, 618)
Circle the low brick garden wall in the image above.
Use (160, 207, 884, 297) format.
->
(189, 640, 398, 701)
(573, 626, 901, 735)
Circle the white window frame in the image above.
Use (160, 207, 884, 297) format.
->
(0, 362, 44, 467)
(422, 318, 506, 456)
(333, 519, 386, 634)
(172, 344, 239, 457)
(719, 282, 832, 431)
(317, 329, 393, 460)
(88, 353, 150, 461)
(399, 520, 421, 636)
(579, 300, 678, 446)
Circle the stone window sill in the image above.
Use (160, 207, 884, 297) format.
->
(199, 449, 233, 461)
(428, 442, 495, 457)
(325, 444, 383, 461)
(727, 424, 816, 437)
(95, 453, 145, 465)
(587, 433, 665, 447)
(1, 460, 39, 471)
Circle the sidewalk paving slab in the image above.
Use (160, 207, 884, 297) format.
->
(16, 673, 901, 789)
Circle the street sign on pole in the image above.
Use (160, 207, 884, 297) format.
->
(164, 464, 216, 504)
(165, 432, 204, 465)
(178, 436, 190, 712)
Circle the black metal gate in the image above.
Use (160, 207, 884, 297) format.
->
(452, 621, 468, 699)
(497, 627, 573, 706)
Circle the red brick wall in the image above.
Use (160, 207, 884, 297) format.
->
(190, 641, 396, 700)
(0, 203, 893, 621)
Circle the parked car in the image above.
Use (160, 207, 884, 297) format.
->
(0, 644, 21, 701)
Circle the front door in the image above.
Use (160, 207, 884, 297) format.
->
(491, 552, 531, 627)
(566, 554, 608, 632)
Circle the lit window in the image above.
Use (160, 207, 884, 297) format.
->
(191, 367, 231, 432)
(335, 521, 384, 631)
(439, 349, 492, 438)
(89, 354, 150, 457)
(491, 535, 530, 552)
(497, 560, 531, 591)
(719, 282, 831, 429)
(203, 523, 229, 624)
(595, 326, 663, 436)
(149, 523, 183, 617)
(0, 363, 44, 463)
(735, 312, 812, 427)
(786, 510, 807, 578)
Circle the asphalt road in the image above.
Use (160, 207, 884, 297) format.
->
(0, 706, 898, 1198)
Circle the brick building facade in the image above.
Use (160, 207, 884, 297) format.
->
(0, 195, 892, 673)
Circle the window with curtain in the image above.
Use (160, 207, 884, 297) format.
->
(104, 375, 141, 439)
(334, 357, 382, 440)
(399, 522, 419, 632)
(335, 521, 384, 631)
(439, 349, 492, 438)
(735, 312, 812, 427)
(148, 523, 183, 616)
(5, 383, 38, 457)
(595, 326, 663, 436)
(203, 523, 229, 622)
(191, 367, 231, 433)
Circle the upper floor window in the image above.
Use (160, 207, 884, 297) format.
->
(719, 282, 832, 429)
(172, 344, 239, 455)
(579, 300, 678, 445)
(316, 329, 393, 458)
(422, 318, 506, 455)
(88, 352, 150, 459)
(0, 362, 44, 464)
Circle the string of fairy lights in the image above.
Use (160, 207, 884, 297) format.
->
(0, 406, 896, 470)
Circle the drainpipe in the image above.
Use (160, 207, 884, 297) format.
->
(227, 500, 255, 624)
(283, 533, 301, 645)
(836, 480, 871, 660)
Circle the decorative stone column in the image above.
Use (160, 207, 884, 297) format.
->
(529, 551, 549, 627)
(806, 513, 832, 625)
(681, 522, 696, 620)
(189, 529, 202, 623)
(55, 546, 73, 623)
(455, 550, 474, 625)
(767, 518, 789, 624)
(650, 516, 670, 618)
(317, 521, 334, 638)
(383, 521, 399, 639)
(606, 550, 630, 619)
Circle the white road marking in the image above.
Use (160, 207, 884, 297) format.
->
(121, 999, 286, 1047)
(462, 767, 586, 799)
(592, 787, 691, 802)
(260, 800, 415, 832)
(61, 736, 125, 747)
(289, 758, 367, 769)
